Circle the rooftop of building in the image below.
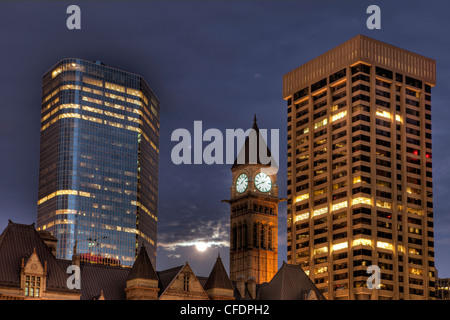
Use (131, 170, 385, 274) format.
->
(0, 220, 324, 300)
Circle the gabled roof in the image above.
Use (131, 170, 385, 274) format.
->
(203, 254, 234, 291)
(127, 245, 158, 281)
(156, 265, 184, 296)
(232, 115, 277, 171)
(0, 221, 75, 293)
(256, 262, 326, 300)
(157, 262, 210, 299)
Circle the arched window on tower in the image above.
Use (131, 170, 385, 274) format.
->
(268, 226, 273, 250)
(260, 224, 265, 249)
(243, 220, 248, 248)
(253, 222, 258, 247)
(232, 224, 237, 251)
(237, 222, 242, 250)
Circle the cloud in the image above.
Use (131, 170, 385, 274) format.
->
(157, 217, 230, 252)
(158, 240, 229, 252)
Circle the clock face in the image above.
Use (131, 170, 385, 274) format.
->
(236, 173, 248, 193)
(255, 172, 272, 193)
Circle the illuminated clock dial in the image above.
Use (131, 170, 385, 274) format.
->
(255, 172, 272, 192)
(236, 173, 248, 193)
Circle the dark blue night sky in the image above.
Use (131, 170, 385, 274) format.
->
(0, 0, 449, 278)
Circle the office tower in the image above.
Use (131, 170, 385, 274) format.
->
(283, 35, 436, 299)
(37, 59, 160, 267)
(225, 116, 281, 284)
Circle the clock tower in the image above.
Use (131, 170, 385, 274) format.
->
(224, 116, 282, 284)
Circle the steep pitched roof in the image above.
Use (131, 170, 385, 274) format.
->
(256, 262, 326, 300)
(0, 221, 75, 293)
(203, 254, 234, 291)
(127, 245, 158, 281)
(231, 115, 277, 171)
(156, 265, 184, 296)
(231, 280, 258, 300)
(59, 260, 129, 300)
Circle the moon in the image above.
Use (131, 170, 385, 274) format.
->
(195, 242, 208, 252)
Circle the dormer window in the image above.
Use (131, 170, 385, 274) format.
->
(24, 275, 41, 298)
(21, 248, 47, 299)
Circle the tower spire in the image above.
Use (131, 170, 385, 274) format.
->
(253, 114, 257, 129)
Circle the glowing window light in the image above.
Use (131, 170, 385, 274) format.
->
(352, 197, 372, 206)
(55, 209, 77, 215)
(60, 104, 80, 110)
(376, 200, 392, 209)
(313, 207, 328, 217)
(295, 212, 310, 222)
(314, 246, 328, 255)
(303, 127, 310, 134)
(305, 270, 310, 276)
(82, 96, 103, 105)
(331, 110, 347, 122)
(105, 120, 124, 129)
(332, 242, 348, 251)
(105, 82, 125, 93)
(127, 88, 144, 99)
(37, 189, 91, 205)
(131, 201, 157, 221)
(353, 176, 362, 184)
(127, 98, 143, 107)
(56, 190, 78, 196)
(377, 241, 393, 250)
(395, 114, 402, 122)
(409, 248, 421, 255)
(398, 245, 405, 253)
(82, 105, 103, 114)
(407, 207, 423, 216)
(295, 193, 309, 203)
(332, 201, 348, 212)
(43, 88, 60, 103)
(314, 118, 328, 130)
(52, 67, 62, 78)
(376, 110, 391, 119)
(83, 77, 103, 88)
(352, 238, 372, 246)
(60, 113, 81, 120)
(61, 84, 81, 91)
(82, 115, 102, 124)
(78, 191, 91, 197)
(42, 98, 60, 114)
(126, 125, 140, 133)
(314, 266, 328, 274)
(409, 268, 423, 276)
(128, 116, 143, 125)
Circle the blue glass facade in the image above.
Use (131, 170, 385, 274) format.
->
(37, 59, 159, 267)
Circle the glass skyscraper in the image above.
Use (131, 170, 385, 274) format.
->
(36, 58, 160, 267)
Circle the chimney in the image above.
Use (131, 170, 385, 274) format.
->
(236, 275, 245, 298)
(247, 277, 256, 299)
(37, 230, 58, 256)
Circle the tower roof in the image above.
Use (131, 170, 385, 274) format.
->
(231, 115, 277, 171)
(203, 253, 234, 291)
(127, 245, 158, 281)
(256, 262, 325, 300)
(0, 221, 72, 291)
